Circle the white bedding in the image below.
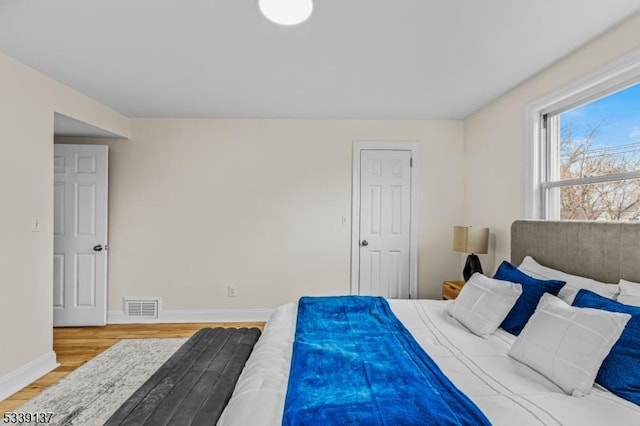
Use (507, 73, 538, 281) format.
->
(218, 299, 640, 426)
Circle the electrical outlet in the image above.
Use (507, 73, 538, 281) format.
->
(227, 285, 238, 297)
(32, 217, 42, 232)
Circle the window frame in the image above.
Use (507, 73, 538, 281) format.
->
(541, 107, 640, 219)
(525, 49, 640, 219)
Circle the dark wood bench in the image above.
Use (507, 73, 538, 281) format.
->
(105, 327, 261, 425)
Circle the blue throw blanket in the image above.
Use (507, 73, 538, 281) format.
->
(282, 296, 490, 425)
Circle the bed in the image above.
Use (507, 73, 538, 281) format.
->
(218, 220, 640, 425)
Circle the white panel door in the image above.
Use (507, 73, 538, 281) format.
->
(54, 144, 108, 326)
(359, 150, 412, 298)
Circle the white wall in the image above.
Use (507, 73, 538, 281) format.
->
(463, 13, 640, 273)
(58, 118, 465, 314)
(0, 52, 129, 394)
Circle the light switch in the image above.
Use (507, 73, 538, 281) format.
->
(32, 217, 42, 232)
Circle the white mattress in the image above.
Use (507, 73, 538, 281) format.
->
(218, 299, 640, 425)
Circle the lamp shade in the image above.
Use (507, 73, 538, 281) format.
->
(453, 226, 489, 254)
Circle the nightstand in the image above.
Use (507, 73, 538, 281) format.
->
(442, 280, 465, 300)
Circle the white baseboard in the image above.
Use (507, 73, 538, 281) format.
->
(107, 308, 274, 324)
(0, 351, 59, 402)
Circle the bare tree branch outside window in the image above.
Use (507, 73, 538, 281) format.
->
(559, 119, 640, 221)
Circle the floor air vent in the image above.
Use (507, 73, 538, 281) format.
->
(124, 298, 159, 319)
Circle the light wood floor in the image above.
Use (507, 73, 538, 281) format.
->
(0, 322, 264, 415)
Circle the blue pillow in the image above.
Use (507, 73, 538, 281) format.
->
(573, 289, 640, 406)
(493, 261, 565, 336)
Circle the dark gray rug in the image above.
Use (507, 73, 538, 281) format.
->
(105, 327, 261, 426)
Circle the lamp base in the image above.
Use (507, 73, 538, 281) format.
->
(463, 254, 483, 281)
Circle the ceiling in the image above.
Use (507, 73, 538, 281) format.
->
(0, 0, 639, 120)
(54, 113, 122, 138)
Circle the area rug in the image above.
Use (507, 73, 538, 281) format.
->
(15, 338, 186, 426)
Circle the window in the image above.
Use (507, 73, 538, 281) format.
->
(540, 81, 640, 221)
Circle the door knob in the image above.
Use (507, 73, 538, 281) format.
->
(361, 240, 368, 247)
(93, 244, 104, 252)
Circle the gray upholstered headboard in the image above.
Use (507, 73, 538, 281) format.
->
(511, 220, 640, 283)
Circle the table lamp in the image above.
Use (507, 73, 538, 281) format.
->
(453, 226, 489, 281)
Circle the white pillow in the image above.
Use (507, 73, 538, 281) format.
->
(617, 279, 640, 307)
(446, 273, 522, 336)
(508, 293, 630, 396)
(519, 256, 619, 303)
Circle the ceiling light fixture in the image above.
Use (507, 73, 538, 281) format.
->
(259, 0, 313, 26)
